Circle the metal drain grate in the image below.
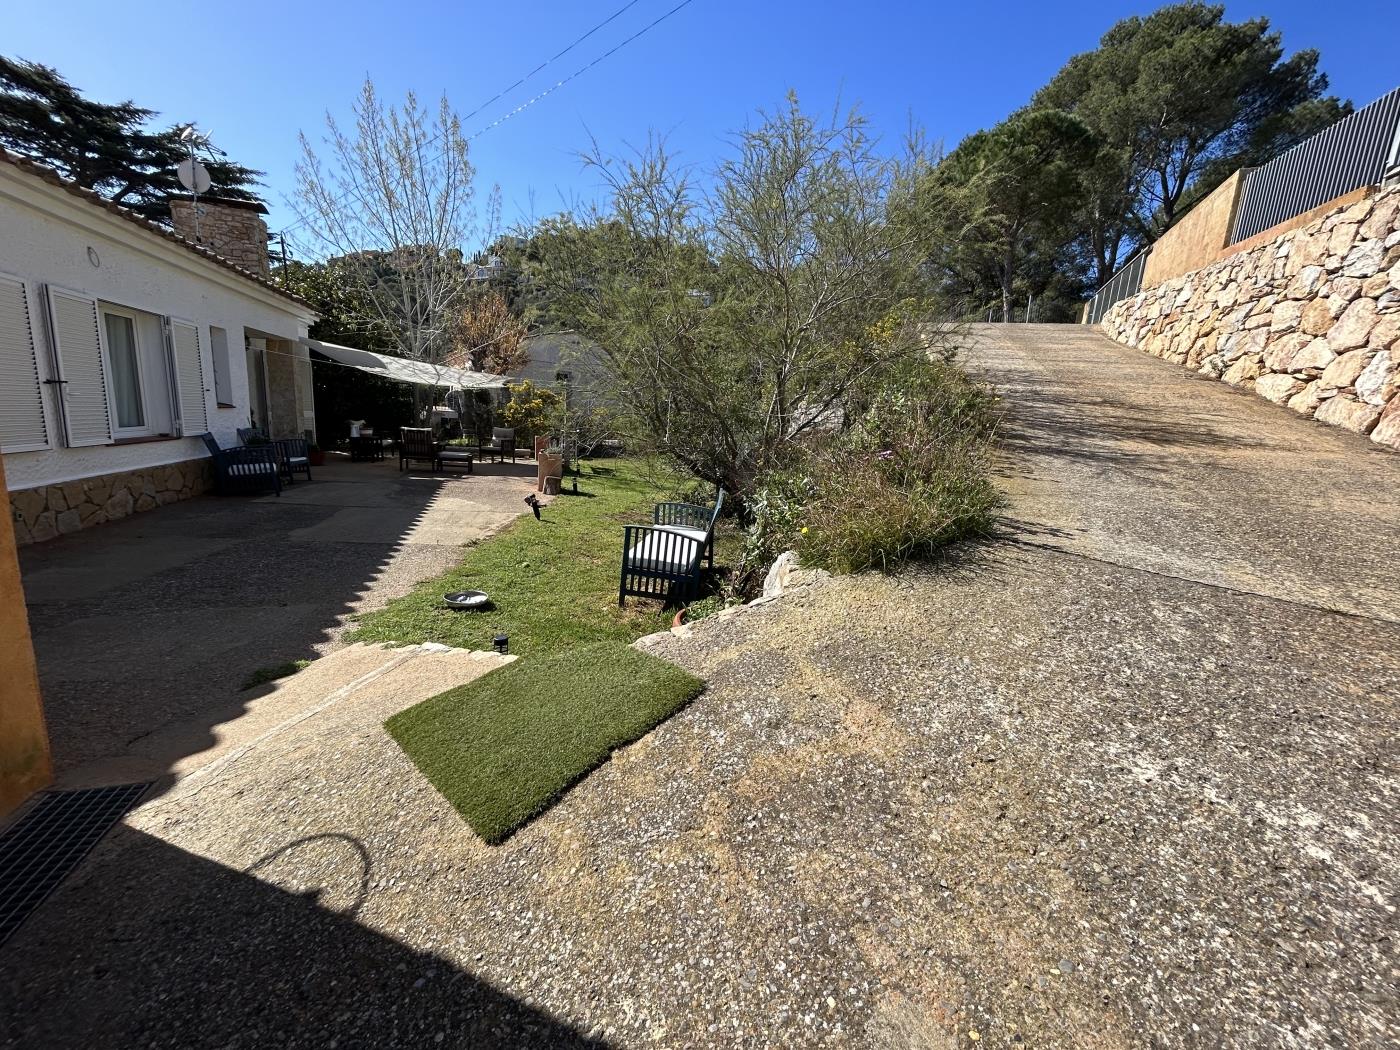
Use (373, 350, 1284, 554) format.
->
(0, 782, 150, 946)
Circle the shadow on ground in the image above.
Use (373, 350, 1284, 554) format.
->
(0, 825, 603, 1048)
(17, 457, 536, 799)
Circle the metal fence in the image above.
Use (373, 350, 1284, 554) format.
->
(1230, 86, 1400, 244)
(1084, 247, 1149, 325)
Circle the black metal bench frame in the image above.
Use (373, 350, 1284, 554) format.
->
(200, 433, 282, 497)
(618, 489, 726, 606)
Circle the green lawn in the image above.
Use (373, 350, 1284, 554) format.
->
(385, 641, 704, 843)
(349, 458, 683, 656)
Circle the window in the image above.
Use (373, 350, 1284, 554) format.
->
(97, 304, 176, 438)
(102, 309, 146, 431)
(37, 287, 210, 447)
(210, 325, 233, 406)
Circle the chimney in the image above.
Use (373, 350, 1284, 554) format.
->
(169, 196, 271, 277)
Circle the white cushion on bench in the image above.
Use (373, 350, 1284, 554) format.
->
(287, 456, 309, 466)
(627, 530, 703, 572)
(439, 450, 474, 460)
(229, 461, 276, 475)
(654, 524, 708, 546)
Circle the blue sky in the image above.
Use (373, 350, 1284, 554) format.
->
(4, 1, 1398, 253)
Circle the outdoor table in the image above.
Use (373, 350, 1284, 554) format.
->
(349, 435, 385, 461)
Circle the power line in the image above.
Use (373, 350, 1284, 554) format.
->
(280, 0, 697, 241)
(465, 0, 697, 142)
(458, 0, 646, 127)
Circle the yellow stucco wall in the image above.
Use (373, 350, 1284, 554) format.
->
(1142, 171, 1246, 289)
(0, 455, 51, 818)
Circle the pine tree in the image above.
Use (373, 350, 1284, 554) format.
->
(0, 55, 264, 224)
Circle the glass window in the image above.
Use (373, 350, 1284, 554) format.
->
(103, 311, 144, 430)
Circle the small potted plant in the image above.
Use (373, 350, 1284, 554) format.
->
(308, 443, 325, 467)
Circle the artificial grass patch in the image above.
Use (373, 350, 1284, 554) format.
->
(385, 641, 704, 844)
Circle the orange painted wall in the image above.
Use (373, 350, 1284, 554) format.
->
(0, 455, 51, 818)
(1142, 171, 1246, 288)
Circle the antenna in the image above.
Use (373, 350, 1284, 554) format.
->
(175, 125, 213, 241)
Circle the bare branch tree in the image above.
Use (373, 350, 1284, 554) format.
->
(292, 79, 492, 388)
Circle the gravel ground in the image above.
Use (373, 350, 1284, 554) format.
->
(4, 549, 1395, 1048)
(4, 327, 1397, 1047)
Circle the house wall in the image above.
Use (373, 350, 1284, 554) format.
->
(1142, 171, 1246, 288)
(0, 163, 314, 530)
(0, 454, 51, 818)
(1099, 185, 1400, 452)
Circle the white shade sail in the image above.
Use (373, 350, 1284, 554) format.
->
(304, 339, 509, 391)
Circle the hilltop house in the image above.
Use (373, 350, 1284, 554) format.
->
(0, 150, 318, 544)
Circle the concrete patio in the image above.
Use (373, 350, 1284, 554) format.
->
(17, 454, 537, 791)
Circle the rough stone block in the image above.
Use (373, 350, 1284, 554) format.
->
(1255, 373, 1306, 404)
(1355, 351, 1395, 407)
(1341, 240, 1386, 277)
(1326, 298, 1379, 351)
(1315, 394, 1381, 434)
(1319, 349, 1374, 390)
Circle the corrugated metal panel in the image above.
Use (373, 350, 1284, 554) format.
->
(1231, 87, 1400, 244)
(1085, 248, 1149, 325)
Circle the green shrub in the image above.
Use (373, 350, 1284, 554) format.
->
(740, 359, 1002, 580)
(799, 361, 1001, 572)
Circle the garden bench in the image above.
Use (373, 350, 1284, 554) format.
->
(399, 428, 441, 472)
(200, 433, 281, 496)
(618, 488, 726, 606)
(236, 427, 311, 484)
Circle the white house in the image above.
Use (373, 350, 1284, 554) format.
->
(0, 150, 318, 544)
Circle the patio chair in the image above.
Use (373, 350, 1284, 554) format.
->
(482, 427, 517, 463)
(274, 437, 313, 484)
(618, 488, 726, 606)
(200, 433, 281, 497)
(399, 427, 441, 472)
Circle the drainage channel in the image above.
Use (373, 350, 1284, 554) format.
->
(0, 783, 151, 946)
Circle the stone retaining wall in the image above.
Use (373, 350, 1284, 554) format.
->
(1101, 185, 1400, 452)
(10, 458, 212, 546)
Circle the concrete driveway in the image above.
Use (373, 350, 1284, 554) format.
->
(17, 455, 535, 787)
(3, 327, 1397, 1048)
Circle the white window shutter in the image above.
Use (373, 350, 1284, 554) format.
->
(43, 285, 111, 448)
(170, 319, 209, 434)
(0, 273, 50, 452)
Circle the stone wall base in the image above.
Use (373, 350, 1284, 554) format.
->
(1101, 184, 1400, 452)
(9, 459, 213, 545)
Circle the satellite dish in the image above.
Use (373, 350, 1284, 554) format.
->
(177, 158, 211, 195)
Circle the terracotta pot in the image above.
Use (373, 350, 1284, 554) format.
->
(308, 449, 326, 467)
(672, 607, 688, 628)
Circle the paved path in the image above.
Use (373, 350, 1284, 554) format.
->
(4, 329, 1397, 1048)
(17, 456, 534, 787)
(963, 323, 1400, 623)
